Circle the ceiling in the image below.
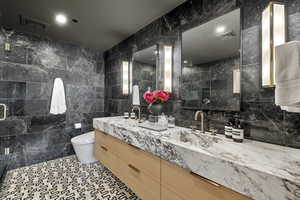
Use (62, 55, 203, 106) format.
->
(0, 0, 185, 51)
(133, 45, 157, 65)
(183, 9, 240, 65)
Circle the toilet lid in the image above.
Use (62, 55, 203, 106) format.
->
(71, 131, 95, 145)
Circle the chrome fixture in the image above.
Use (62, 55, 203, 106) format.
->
(132, 105, 141, 123)
(0, 104, 7, 121)
(194, 111, 209, 133)
(194, 111, 205, 132)
(202, 98, 211, 105)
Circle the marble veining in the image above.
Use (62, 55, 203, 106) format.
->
(93, 117, 300, 200)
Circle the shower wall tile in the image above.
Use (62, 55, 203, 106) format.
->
(0, 119, 27, 137)
(24, 100, 49, 116)
(0, 61, 50, 83)
(0, 28, 105, 170)
(26, 82, 52, 100)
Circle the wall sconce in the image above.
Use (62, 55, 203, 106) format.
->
(262, 2, 286, 87)
(129, 61, 133, 94)
(122, 61, 129, 95)
(233, 69, 241, 94)
(164, 45, 173, 92)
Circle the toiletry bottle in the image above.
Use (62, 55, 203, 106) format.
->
(224, 117, 233, 138)
(159, 113, 168, 129)
(232, 118, 244, 143)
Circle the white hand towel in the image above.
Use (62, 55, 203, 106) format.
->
(50, 78, 67, 115)
(275, 41, 300, 112)
(132, 85, 140, 106)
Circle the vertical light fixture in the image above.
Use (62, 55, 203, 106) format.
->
(129, 61, 133, 94)
(164, 45, 173, 92)
(262, 2, 286, 87)
(233, 69, 241, 94)
(122, 61, 129, 95)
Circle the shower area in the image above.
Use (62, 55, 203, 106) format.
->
(0, 25, 105, 188)
(0, 79, 68, 187)
(0, 81, 27, 185)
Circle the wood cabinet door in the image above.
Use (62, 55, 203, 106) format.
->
(161, 159, 251, 200)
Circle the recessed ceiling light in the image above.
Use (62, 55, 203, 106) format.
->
(55, 14, 67, 25)
(215, 25, 226, 34)
(184, 60, 188, 64)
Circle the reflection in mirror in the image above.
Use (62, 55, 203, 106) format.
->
(182, 9, 240, 111)
(132, 45, 158, 107)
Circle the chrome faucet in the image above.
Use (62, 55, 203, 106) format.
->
(132, 105, 141, 123)
(194, 111, 204, 132)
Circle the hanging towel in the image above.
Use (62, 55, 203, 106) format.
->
(50, 78, 67, 115)
(275, 41, 300, 113)
(132, 85, 140, 106)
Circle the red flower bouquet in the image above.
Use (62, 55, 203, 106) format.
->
(143, 90, 170, 104)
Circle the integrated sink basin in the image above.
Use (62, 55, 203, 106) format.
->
(164, 129, 222, 149)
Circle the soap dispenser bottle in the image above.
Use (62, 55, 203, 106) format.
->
(159, 113, 168, 129)
(232, 117, 244, 143)
(224, 117, 233, 138)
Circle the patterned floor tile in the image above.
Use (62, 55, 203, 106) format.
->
(0, 155, 140, 200)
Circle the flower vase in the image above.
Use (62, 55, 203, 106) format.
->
(148, 103, 163, 122)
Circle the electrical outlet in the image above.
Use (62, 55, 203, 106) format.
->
(74, 123, 82, 129)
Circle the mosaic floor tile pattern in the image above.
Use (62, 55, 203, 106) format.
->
(0, 155, 140, 200)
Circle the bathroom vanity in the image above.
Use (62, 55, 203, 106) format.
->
(93, 117, 300, 200)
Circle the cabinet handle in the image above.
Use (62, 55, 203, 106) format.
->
(190, 171, 220, 187)
(128, 164, 140, 173)
(101, 146, 108, 151)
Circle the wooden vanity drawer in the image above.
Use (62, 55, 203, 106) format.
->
(161, 159, 251, 200)
(94, 139, 160, 200)
(95, 130, 160, 182)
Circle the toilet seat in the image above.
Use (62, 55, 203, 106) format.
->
(71, 131, 97, 164)
(71, 131, 95, 145)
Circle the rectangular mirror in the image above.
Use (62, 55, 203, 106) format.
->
(132, 45, 158, 106)
(181, 9, 241, 111)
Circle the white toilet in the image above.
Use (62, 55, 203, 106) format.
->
(71, 131, 97, 164)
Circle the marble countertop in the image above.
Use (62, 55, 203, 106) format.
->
(93, 117, 300, 200)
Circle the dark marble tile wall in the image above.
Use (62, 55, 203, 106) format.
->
(104, 0, 300, 149)
(0, 28, 105, 170)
